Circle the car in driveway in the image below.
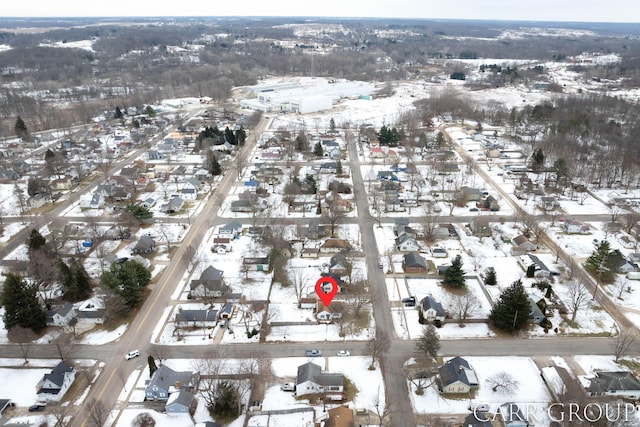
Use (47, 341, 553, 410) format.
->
(28, 404, 46, 412)
(402, 296, 416, 307)
(306, 349, 322, 357)
(125, 350, 140, 360)
(337, 350, 350, 357)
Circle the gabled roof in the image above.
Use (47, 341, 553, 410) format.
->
(438, 356, 478, 387)
(166, 389, 194, 408)
(40, 361, 74, 389)
(296, 362, 343, 388)
(200, 265, 224, 282)
(587, 371, 640, 394)
(175, 309, 218, 323)
(146, 365, 199, 393)
(403, 253, 427, 269)
(421, 296, 445, 317)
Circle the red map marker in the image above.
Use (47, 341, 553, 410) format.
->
(315, 277, 338, 307)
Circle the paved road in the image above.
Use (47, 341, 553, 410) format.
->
(68, 116, 270, 427)
(3, 117, 631, 427)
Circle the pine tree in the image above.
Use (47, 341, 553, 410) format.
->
(114, 106, 123, 119)
(1, 272, 46, 332)
(489, 279, 531, 333)
(143, 105, 155, 116)
(26, 229, 48, 253)
(148, 355, 158, 377)
(15, 116, 28, 138)
(442, 255, 465, 288)
(530, 148, 545, 173)
(210, 155, 222, 176)
(336, 159, 343, 175)
(329, 118, 336, 130)
(60, 258, 93, 302)
(484, 268, 497, 286)
(313, 141, 323, 157)
(415, 324, 441, 361)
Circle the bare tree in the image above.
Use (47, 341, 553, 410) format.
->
(486, 371, 519, 393)
(289, 268, 312, 308)
(50, 401, 73, 427)
(8, 325, 37, 364)
(53, 332, 72, 361)
(323, 198, 345, 237)
(623, 211, 639, 234)
(233, 152, 246, 180)
(421, 210, 440, 244)
(612, 329, 639, 362)
(87, 398, 108, 427)
(567, 280, 590, 323)
(450, 292, 480, 322)
(151, 345, 170, 366)
(366, 334, 390, 370)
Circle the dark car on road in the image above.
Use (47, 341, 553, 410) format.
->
(28, 404, 45, 412)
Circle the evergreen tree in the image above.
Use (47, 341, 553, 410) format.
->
(235, 126, 247, 145)
(484, 268, 497, 286)
(26, 229, 48, 254)
(100, 259, 151, 309)
(208, 153, 222, 176)
(125, 203, 153, 224)
(435, 131, 445, 146)
(59, 258, 93, 302)
(295, 133, 307, 151)
(211, 381, 240, 419)
(442, 255, 465, 288)
(530, 148, 545, 173)
(304, 175, 317, 194)
(329, 118, 336, 130)
(313, 141, 323, 157)
(415, 324, 441, 361)
(224, 127, 236, 145)
(14, 116, 28, 138)
(1, 272, 46, 332)
(489, 279, 531, 333)
(114, 106, 123, 119)
(336, 159, 343, 175)
(586, 240, 616, 282)
(148, 355, 158, 377)
(143, 105, 155, 116)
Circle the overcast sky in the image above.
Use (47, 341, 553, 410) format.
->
(2, 0, 639, 23)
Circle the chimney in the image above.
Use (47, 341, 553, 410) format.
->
(175, 380, 181, 389)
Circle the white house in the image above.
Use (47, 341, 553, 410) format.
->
(438, 357, 479, 394)
(46, 302, 76, 327)
(316, 301, 343, 323)
(36, 362, 76, 402)
(296, 362, 344, 397)
(395, 233, 420, 252)
(564, 218, 589, 234)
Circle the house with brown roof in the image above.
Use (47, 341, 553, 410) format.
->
(320, 239, 350, 254)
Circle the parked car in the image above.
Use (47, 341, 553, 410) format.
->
(469, 207, 479, 212)
(28, 404, 46, 412)
(337, 350, 350, 357)
(281, 382, 296, 391)
(402, 296, 416, 307)
(306, 349, 322, 357)
(125, 350, 140, 360)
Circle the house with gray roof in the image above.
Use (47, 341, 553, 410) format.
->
(403, 253, 428, 274)
(165, 390, 194, 413)
(36, 362, 76, 402)
(132, 235, 155, 255)
(586, 371, 640, 399)
(190, 266, 227, 299)
(420, 296, 446, 322)
(145, 365, 200, 400)
(161, 196, 184, 213)
(296, 362, 344, 397)
(46, 302, 76, 327)
(396, 233, 420, 252)
(529, 298, 545, 324)
(437, 356, 479, 394)
(218, 221, 242, 237)
(174, 308, 218, 328)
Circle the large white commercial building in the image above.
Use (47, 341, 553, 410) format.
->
(240, 78, 375, 114)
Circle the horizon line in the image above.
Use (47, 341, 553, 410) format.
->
(0, 16, 638, 25)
